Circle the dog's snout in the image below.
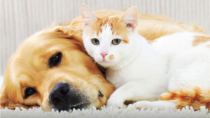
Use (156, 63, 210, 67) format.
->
(49, 83, 89, 111)
(49, 83, 70, 105)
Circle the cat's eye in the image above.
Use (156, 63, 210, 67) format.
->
(49, 52, 62, 68)
(25, 87, 37, 99)
(112, 38, 121, 45)
(91, 38, 100, 45)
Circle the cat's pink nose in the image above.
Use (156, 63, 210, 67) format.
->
(100, 52, 108, 59)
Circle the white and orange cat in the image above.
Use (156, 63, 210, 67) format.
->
(82, 5, 210, 110)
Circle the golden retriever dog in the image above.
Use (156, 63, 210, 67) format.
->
(0, 9, 206, 112)
(0, 27, 115, 111)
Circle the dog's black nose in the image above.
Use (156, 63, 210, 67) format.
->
(49, 83, 89, 111)
(49, 83, 70, 106)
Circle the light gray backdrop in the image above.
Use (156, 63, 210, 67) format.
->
(1, 0, 210, 75)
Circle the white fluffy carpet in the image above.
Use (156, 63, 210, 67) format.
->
(0, 75, 210, 118)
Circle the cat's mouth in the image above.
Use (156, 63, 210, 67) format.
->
(97, 58, 114, 65)
(97, 60, 114, 67)
(99, 59, 109, 63)
(97, 60, 108, 65)
(103, 58, 106, 62)
(97, 58, 108, 63)
(99, 60, 107, 63)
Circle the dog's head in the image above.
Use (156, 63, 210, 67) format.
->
(0, 26, 115, 111)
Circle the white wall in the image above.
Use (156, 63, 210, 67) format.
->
(1, 0, 210, 75)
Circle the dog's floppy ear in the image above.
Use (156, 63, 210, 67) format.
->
(0, 88, 21, 110)
(53, 26, 87, 52)
(0, 94, 39, 110)
(0, 89, 19, 110)
(0, 92, 9, 109)
(54, 26, 83, 41)
(0, 87, 37, 110)
(0, 94, 21, 110)
(0, 85, 9, 109)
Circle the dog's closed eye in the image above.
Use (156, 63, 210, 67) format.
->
(98, 91, 104, 97)
(25, 87, 37, 99)
(49, 52, 62, 68)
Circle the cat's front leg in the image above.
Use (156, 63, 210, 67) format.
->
(106, 80, 162, 108)
(106, 92, 125, 108)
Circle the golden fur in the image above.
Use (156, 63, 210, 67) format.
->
(0, 9, 207, 111)
(0, 27, 115, 111)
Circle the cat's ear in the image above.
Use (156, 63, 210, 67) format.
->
(119, 7, 138, 31)
(82, 5, 97, 28)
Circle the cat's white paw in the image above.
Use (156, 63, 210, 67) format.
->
(106, 94, 125, 108)
(129, 101, 154, 110)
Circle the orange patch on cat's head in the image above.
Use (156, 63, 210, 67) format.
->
(89, 17, 129, 43)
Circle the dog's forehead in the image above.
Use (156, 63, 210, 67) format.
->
(16, 29, 70, 56)
(8, 31, 62, 79)
(7, 29, 82, 81)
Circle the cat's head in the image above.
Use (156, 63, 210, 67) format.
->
(82, 5, 138, 68)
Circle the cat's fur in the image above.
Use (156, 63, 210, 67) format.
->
(82, 5, 210, 110)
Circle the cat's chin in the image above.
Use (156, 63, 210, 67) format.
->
(97, 61, 114, 68)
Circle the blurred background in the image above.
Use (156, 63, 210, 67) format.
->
(0, 0, 210, 75)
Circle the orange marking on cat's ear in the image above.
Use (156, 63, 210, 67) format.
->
(192, 36, 210, 46)
(108, 55, 114, 60)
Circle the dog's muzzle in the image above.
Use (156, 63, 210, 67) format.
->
(49, 83, 90, 112)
